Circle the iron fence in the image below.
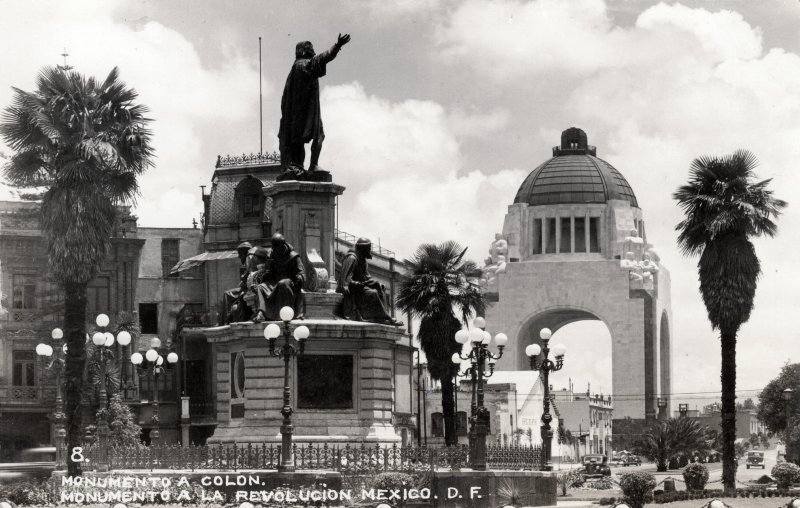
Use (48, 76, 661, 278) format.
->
(71, 442, 542, 472)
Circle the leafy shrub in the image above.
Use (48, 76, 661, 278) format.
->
(598, 496, 617, 505)
(668, 457, 680, 469)
(0, 478, 54, 506)
(618, 471, 656, 508)
(772, 462, 800, 489)
(755, 474, 774, 484)
(683, 462, 710, 491)
(557, 470, 583, 496)
(372, 472, 416, 507)
(587, 477, 615, 490)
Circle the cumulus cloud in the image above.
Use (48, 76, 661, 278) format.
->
(322, 82, 525, 260)
(434, 0, 800, 394)
(0, 0, 259, 227)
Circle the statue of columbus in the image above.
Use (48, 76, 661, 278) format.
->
(278, 33, 351, 172)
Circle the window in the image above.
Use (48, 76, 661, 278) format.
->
(531, 218, 542, 255)
(560, 217, 571, 253)
(456, 411, 468, 436)
(574, 217, 586, 252)
(235, 177, 264, 220)
(12, 351, 36, 386)
(12, 275, 36, 309)
(87, 277, 110, 317)
(545, 218, 556, 253)
(297, 355, 354, 409)
(589, 217, 601, 253)
(431, 412, 444, 437)
(161, 239, 180, 277)
(230, 351, 246, 419)
(139, 303, 158, 334)
(139, 368, 175, 400)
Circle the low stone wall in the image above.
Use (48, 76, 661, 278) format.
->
(54, 469, 557, 507)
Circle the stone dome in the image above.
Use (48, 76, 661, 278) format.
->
(514, 128, 638, 208)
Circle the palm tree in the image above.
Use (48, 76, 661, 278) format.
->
(674, 150, 786, 493)
(635, 417, 709, 471)
(1, 66, 153, 475)
(397, 241, 485, 446)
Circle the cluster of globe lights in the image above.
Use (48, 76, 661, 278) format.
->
(524, 327, 567, 359)
(263, 306, 310, 341)
(35, 327, 67, 357)
(450, 317, 508, 366)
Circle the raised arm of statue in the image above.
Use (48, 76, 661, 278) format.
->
(311, 34, 351, 73)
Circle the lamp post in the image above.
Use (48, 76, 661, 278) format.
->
(525, 328, 567, 471)
(91, 313, 119, 471)
(263, 306, 309, 472)
(36, 327, 66, 470)
(784, 388, 794, 463)
(451, 316, 507, 470)
(131, 337, 177, 444)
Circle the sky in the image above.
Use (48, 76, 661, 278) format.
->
(1, 0, 799, 411)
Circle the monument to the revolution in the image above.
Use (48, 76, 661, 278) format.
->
(481, 127, 673, 424)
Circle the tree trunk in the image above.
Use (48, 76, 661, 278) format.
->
(64, 281, 88, 476)
(720, 328, 737, 494)
(441, 375, 457, 446)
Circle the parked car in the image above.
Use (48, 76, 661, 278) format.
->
(620, 453, 642, 466)
(745, 450, 765, 469)
(580, 454, 612, 478)
(0, 447, 56, 483)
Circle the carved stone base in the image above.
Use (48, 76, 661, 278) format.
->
(304, 292, 343, 320)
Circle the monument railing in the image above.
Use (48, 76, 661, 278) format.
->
(68, 442, 542, 472)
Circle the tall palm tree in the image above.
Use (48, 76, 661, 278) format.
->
(674, 150, 785, 493)
(1, 66, 153, 475)
(397, 241, 486, 446)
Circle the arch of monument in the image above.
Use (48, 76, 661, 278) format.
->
(482, 128, 673, 423)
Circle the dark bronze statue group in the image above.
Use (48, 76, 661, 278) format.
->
(223, 235, 402, 326)
(220, 34, 401, 326)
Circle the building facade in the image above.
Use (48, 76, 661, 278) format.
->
(482, 127, 673, 426)
(551, 385, 614, 460)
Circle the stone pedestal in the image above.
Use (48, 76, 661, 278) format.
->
(191, 293, 413, 445)
(264, 181, 345, 292)
(197, 317, 409, 445)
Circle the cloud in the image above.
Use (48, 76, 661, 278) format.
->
(0, 0, 259, 227)
(322, 82, 525, 261)
(435, 0, 800, 396)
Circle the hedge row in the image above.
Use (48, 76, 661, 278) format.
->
(654, 488, 800, 504)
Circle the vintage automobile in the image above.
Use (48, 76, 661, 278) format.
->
(745, 450, 765, 469)
(580, 454, 612, 478)
(0, 447, 56, 483)
(620, 453, 642, 466)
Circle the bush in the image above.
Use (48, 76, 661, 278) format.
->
(618, 471, 656, 508)
(557, 470, 583, 496)
(598, 496, 617, 505)
(668, 457, 680, 469)
(683, 463, 710, 491)
(587, 477, 615, 490)
(772, 462, 800, 489)
(372, 472, 416, 507)
(0, 479, 54, 506)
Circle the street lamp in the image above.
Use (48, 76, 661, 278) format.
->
(36, 327, 67, 470)
(131, 337, 178, 444)
(91, 313, 119, 470)
(784, 388, 794, 462)
(264, 306, 309, 472)
(451, 316, 507, 470)
(526, 327, 566, 471)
